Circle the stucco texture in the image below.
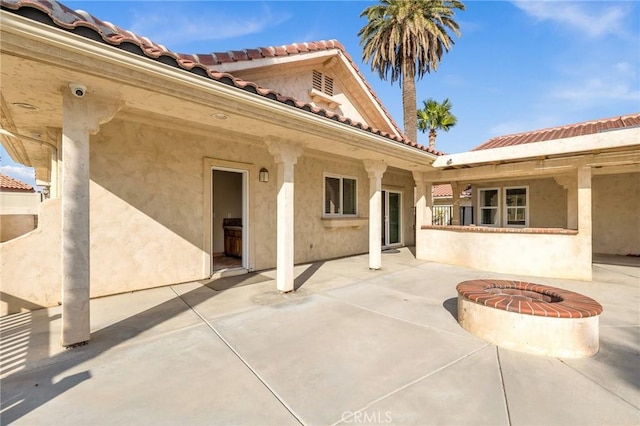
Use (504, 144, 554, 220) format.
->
(592, 173, 640, 255)
(472, 178, 567, 228)
(1, 118, 416, 315)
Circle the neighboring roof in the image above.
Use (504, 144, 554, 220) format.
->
(205, 40, 404, 138)
(0, 173, 34, 192)
(432, 184, 471, 198)
(473, 113, 640, 151)
(0, 0, 443, 155)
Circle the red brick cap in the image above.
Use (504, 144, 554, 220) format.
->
(457, 279, 603, 318)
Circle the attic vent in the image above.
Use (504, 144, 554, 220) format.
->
(324, 76, 334, 96)
(312, 70, 334, 96)
(313, 70, 323, 91)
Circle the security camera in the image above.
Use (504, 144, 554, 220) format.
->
(69, 83, 87, 98)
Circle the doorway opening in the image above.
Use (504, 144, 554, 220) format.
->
(212, 168, 248, 273)
(382, 190, 402, 248)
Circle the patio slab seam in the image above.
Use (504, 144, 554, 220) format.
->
(330, 343, 491, 426)
(169, 286, 305, 425)
(496, 347, 513, 426)
(315, 290, 477, 341)
(558, 358, 640, 410)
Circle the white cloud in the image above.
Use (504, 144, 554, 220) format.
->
(0, 165, 35, 185)
(548, 60, 640, 105)
(552, 78, 639, 102)
(129, 5, 292, 48)
(512, 1, 626, 38)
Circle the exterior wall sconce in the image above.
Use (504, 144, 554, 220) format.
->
(259, 168, 269, 183)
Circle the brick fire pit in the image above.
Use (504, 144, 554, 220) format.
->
(456, 280, 603, 358)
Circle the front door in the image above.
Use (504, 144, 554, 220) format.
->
(381, 190, 402, 247)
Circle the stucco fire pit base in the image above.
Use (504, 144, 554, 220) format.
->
(457, 280, 603, 358)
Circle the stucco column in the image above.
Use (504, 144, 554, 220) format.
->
(364, 160, 387, 270)
(425, 181, 433, 226)
(265, 137, 304, 292)
(451, 182, 461, 225)
(554, 175, 578, 230)
(61, 88, 121, 347)
(412, 171, 426, 230)
(577, 165, 592, 244)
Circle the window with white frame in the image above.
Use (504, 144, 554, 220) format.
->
(504, 186, 528, 227)
(324, 174, 357, 216)
(478, 188, 500, 226)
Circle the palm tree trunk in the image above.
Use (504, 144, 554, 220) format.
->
(402, 62, 417, 143)
(429, 129, 437, 150)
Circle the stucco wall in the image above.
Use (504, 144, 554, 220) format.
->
(0, 199, 61, 315)
(0, 215, 37, 242)
(249, 69, 368, 128)
(1, 118, 417, 314)
(472, 178, 567, 228)
(416, 228, 591, 280)
(592, 172, 640, 255)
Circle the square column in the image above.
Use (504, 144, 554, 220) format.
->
(412, 171, 426, 230)
(451, 182, 461, 225)
(577, 166, 592, 239)
(61, 93, 91, 347)
(265, 138, 304, 292)
(554, 175, 578, 230)
(364, 160, 387, 270)
(60, 88, 121, 347)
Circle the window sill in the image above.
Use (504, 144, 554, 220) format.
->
(321, 217, 368, 230)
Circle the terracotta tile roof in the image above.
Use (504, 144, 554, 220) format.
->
(473, 113, 640, 151)
(0, 173, 34, 192)
(0, 0, 442, 155)
(204, 40, 405, 139)
(432, 184, 471, 198)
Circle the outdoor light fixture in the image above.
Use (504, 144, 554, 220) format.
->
(259, 168, 269, 183)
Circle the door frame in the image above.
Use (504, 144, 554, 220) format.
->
(203, 158, 252, 277)
(382, 189, 403, 248)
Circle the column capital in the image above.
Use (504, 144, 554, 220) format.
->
(554, 174, 577, 190)
(363, 159, 387, 179)
(412, 170, 425, 184)
(63, 92, 123, 135)
(264, 136, 304, 164)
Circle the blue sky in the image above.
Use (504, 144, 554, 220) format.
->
(2, 0, 639, 186)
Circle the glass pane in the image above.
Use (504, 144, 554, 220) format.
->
(389, 193, 400, 244)
(481, 189, 498, 207)
(342, 178, 356, 215)
(325, 177, 340, 214)
(481, 208, 497, 225)
(507, 207, 526, 225)
(506, 188, 526, 207)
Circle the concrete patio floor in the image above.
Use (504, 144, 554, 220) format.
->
(1, 248, 638, 425)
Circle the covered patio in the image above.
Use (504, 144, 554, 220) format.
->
(2, 249, 638, 425)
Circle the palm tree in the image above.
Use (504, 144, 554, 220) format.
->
(359, 0, 465, 144)
(417, 98, 457, 149)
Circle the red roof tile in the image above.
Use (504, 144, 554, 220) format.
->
(432, 184, 471, 198)
(0, 173, 34, 192)
(202, 40, 406, 142)
(0, 0, 442, 155)
(473, 113, 640, 151)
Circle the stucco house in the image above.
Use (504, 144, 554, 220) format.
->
(0, 0, 445, 345)
(415, 114, 640, 281)
(1, 1, 639, 349)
